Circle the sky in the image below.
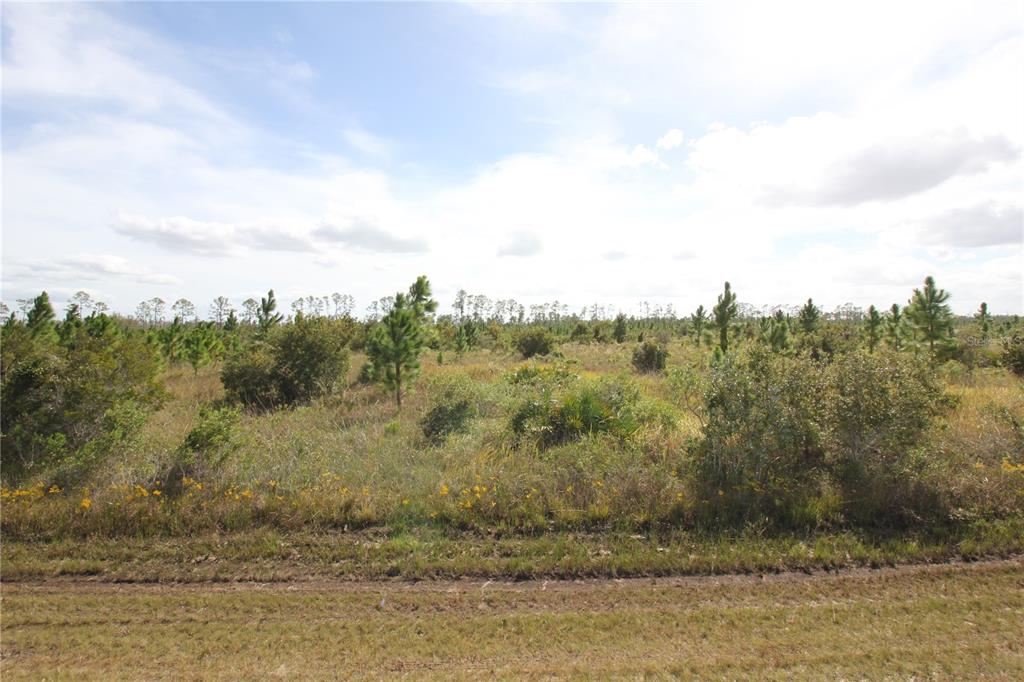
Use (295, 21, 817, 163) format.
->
(2, 1, 1022, 318)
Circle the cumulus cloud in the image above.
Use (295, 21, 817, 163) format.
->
(628, 144, 668, 169)
(919, 203, 1023, 247)
(313, 223, 428, 253)
(113, 214, 240, 256)
(764, 129, 1019, 206)
(656, 128, 684, 150)
(497, 231, 542, 257)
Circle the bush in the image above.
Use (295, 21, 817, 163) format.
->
(509, 376, 642, 449)
(1002, 332, 1024, 377)
(222, 317, 350, 409)
(165, 406, 242, 493)
(632, 341, 668, 373)
(515, 327, 554, 359)
(694, 349, 829, 528)
(1, 320, 164, 482)
(221, 344, 278, 408)
(825, 349, 951, 526)
(420, 375, 480, 445)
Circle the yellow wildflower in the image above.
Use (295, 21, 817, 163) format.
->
(80, 498, 91, 510)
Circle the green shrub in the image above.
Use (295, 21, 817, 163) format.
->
(221, 344, 279, 408)
(509, 376, 642, 449)
(420, 375, 480, 445)
(824, 349, 951, 526)
(515, 327, 554, 359)
(631, 341, 668, 373)
(222, 317, 350, 409)
(166, 406, 242, 493)
(694, 349, 829, 528)
(1002, 332, 1024, 377)
(1, 320, 164, 483)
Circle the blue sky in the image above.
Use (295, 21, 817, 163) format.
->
(2, 1, 1022, 318)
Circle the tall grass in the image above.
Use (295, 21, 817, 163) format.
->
(3, 345, 1022, 540)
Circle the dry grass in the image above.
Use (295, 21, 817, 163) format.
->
(2, 560, 1022, 680)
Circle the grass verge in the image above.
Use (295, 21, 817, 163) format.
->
(3, 517, 1022, 583)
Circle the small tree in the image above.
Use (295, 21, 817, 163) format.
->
(366, 292, 424, 409)
(612, 313, 628, 343)
(864, 305, 883, 353)
(257, 289, 283, 332)
(906, 276, 954, 361)
(408, 275, 438, 321)
(26, 292, 56, 338)
(885, 303, 906, 351)
(690, 305, 709, 347)
(975, 302, 991, 341)
(762, 310, 790, 353)
(712, 282, 737, 353)
(183, 323, 223, 374)
(797, 298, 821, 335)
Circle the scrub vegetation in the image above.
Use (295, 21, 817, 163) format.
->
(2, 275, 1023, 578)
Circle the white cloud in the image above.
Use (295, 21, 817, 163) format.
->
(656, 128, 684, 150)
(343, 127, 395, 160)
(314, 223, 427, 253)
(497, 231, 542, 257)
(11, 254, 180, 287)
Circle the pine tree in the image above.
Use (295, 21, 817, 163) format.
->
(612, 313, 628, 343)
(184, 323, 223, 374)
(712, 282, 737, 353)
(690, 305, 709, 347)
(258, 289, 283, 332)
(798, 298, 821, 335)
(906, 275, 954, 361)
(366, 292, 424, 409)
(885, 303, 906, 351)
(763, 310, 790, 353)
(864, 305, 883, 352)
(26, 291, 56, 338)
(975, 302, 991, 341)
(408, 275, 438, 321)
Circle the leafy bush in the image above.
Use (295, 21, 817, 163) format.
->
(515, 327, 554, 359)
(509, 376, 642, 449)
(1, 320, 164, 482)
(694, 349, 829, 528)
(165, 406, 242, 493)
(1002, 332, 1024, 377)
(420, 375, 480, 444)
(824, 349, 951, 526)
(222, 316, 350, 409)
(632, 341, 668, 373)
(221, 344, 278, 408)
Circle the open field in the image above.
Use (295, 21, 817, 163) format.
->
(2, 559, 1022, 680)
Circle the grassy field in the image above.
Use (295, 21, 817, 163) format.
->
(2, 559, 1022, 680)
(4, 344, 1022, 543)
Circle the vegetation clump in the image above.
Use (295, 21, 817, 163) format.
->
(515, 327, 555, 359)
(222, 316, 349, 409)
(632, 340, 668, 373)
